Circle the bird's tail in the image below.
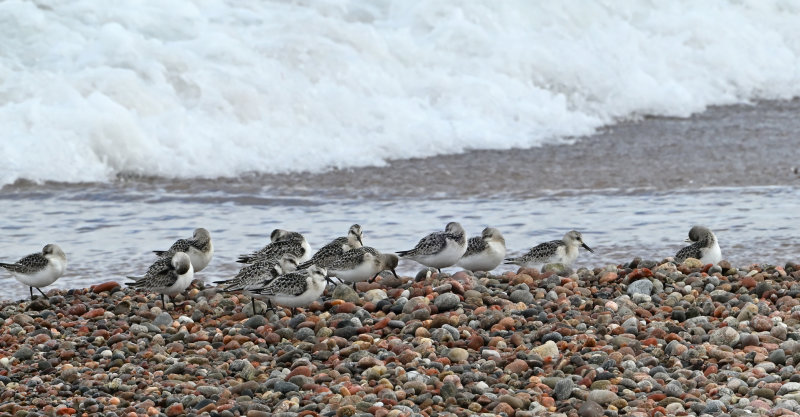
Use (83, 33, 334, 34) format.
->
(126, 276, 144, 286)
(236, 254, 254, 264)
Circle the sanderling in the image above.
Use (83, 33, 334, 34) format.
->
(457, 227, 507, 272)
(128, 252, 194, 309)
(396, 222, 467, 272)
(249, 265, 332, 313)
(327, 246, 399, 288)
(1, 243, 67, 300)
(153, 228, 214, 272)
(675, 225, 722, 265)
(215, 253, 299, 315)
(298, 224, 363, 270)
(237, 230, 311, 264)
(505, 230, 594, 269)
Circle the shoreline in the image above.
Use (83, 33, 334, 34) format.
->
(2, 259, 800, 416)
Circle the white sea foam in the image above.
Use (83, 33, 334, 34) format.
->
(2, 0, 800, 186)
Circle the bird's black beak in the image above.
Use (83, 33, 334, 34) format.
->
(582, 242, 594, 253)
(391, 269, 398, 278)
(357, 236, 363, 246)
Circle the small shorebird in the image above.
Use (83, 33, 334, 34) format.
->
(457, 227, 507, 272)
(675, 225, 722, 265)
(128, 252, 194, 309)
(326, 246, 399, 288)
(215, 253, 299, 315)
(249, 265, 333, 314)
(153, 228, 214, 272)
(298, 224, 363, 270)
(397, 222, 467, 272)
(1, 243, 67, 300)
(237, 229, 311, 264)
(505, 230, 594, 269)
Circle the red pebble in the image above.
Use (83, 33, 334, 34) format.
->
(264, 333, 281, 345)
(82, 308, 106, 319)
(222, 341, 240, 350)
(641, 338, 658, 346)
(287, 366, 312, 379)
(741, 277, 757, 289)
(165, 403, 183, 417)
(335, 302, 357, 314)
(493, 402, 515, 415)
(505, 359, 529, 374)
(540, 395, 555, 408)
(373, 317, 390, 330)
(91, 281, 120, 294)
(67, 304, 88, 316)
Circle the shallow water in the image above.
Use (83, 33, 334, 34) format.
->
(1, 181, 798, 301)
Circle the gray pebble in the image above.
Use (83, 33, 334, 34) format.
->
(510, 289, 533, 304)
(153, 312, 173, 327)
(244, 315, 267, 329)
(13, 346, 34, 360)
(274, 381, 300, 394)
(554, 378, 574, 400)
(627, 279, 653, 296)
(709, 327, 740, 347)
(434, 293, 460, 312)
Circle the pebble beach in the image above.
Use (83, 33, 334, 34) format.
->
(3, 258, 800, 417)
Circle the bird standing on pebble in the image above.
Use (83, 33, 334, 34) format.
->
(326, 246, 399, 288)
(505, 230, 593, 269)
(249, 265, 333, 315)
(397, 222, 467, 273)
(215, 253, 299, 315)
(128, 252, 194, 309)
(675, 225, 722, 265)
(457, 227, 506, 272)
(298, 224, 363, 270)
(237, 229, 311, 264)
(1, 243, 67, 300)
(153, 227, 214, 273)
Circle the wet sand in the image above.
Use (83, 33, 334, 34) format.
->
(251, 99, 800, 199)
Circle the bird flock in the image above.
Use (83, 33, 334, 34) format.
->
(1, 223, 722, 315)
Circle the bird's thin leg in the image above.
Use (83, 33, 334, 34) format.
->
(251, 295, 259, 316)
(36, 287, 49, 299)
(29, 287, 34, 300)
